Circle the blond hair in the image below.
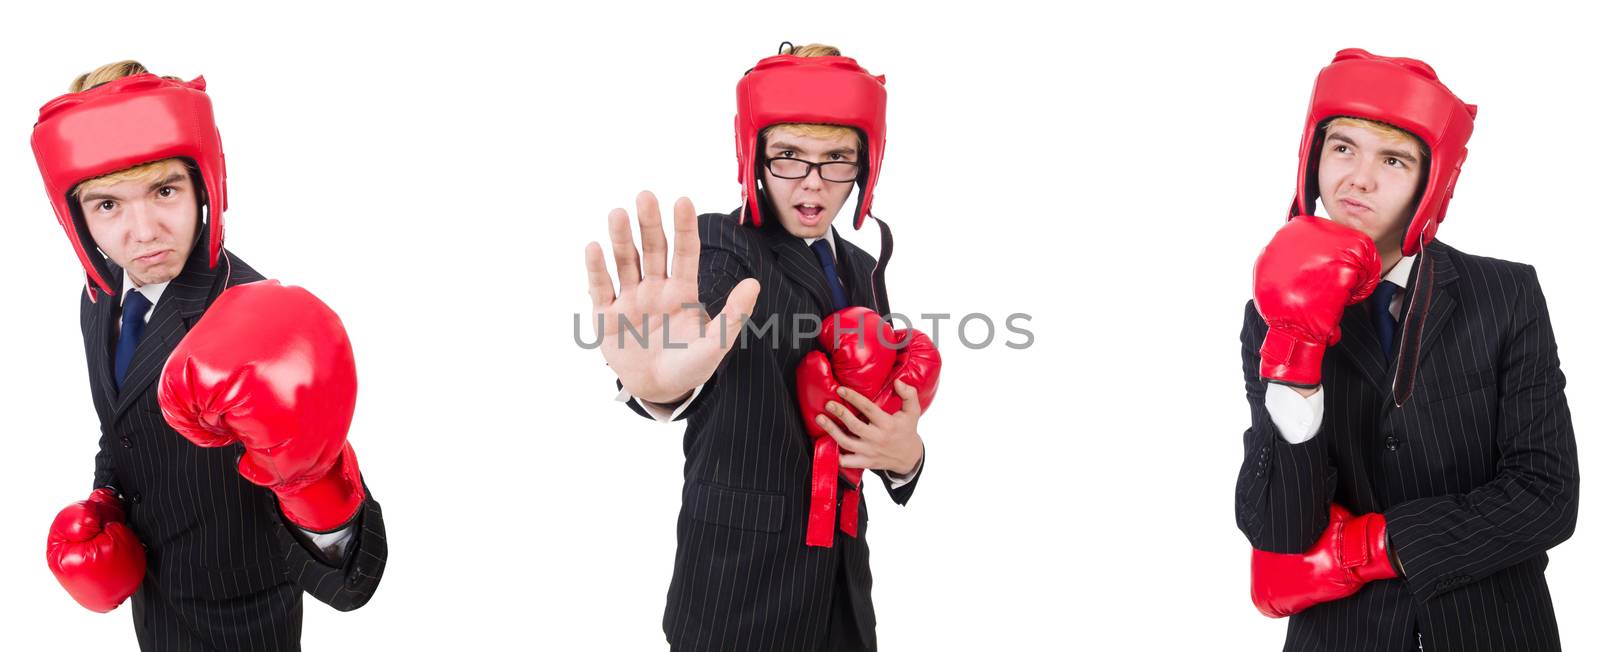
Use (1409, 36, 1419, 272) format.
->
(68, 60, 188, 198)
(69, 60, 180, 93)
(782, 43, 841, 58)
(1324, 117, 1430, 161)
(763, 43, 861, 148)
(74, 159, 189, 199)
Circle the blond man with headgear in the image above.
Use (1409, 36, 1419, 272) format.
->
(585, 43, 938, 651)
(34, 60, 389, 651)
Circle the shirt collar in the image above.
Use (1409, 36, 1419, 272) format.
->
(120, 273, 171, 319)
(802, 228, 837, 259)
(1384, 254, 1415, 290)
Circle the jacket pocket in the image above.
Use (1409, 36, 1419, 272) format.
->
(686, 481, 786, 533)
(1418, 365, 1496, 403)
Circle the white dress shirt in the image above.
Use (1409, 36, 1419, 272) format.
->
(117, 276, 169, 326)
(614, 229, 922, 487)
(1264, 255, 1415, 444)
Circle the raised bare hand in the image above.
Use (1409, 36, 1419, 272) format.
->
(585, 191, 760, 403)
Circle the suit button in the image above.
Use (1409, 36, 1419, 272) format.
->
(130, 492, 144, 504)
(120, 436, 133, 449)
(1385, 436, 1399, 451)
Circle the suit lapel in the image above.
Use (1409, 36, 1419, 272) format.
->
(834, 229, 881, 313)
(1335, 300, 1390, 392)
(1333, 243, 1463, 403)
(1408, 243, 1460, 365)
(764, 220, 835, 315)
(110, 251, 220, 420)
(1393, 242, 1460, 405)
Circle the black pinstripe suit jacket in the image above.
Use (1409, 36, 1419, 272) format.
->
(80, 244, 387, 651)
(623, 210, 921, 651)
(1235, 241, 1578, 652)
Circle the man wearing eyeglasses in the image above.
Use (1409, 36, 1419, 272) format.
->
(583, 44, 927, 651)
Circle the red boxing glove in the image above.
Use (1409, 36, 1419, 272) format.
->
(46, 488, 146, 612)
(159, 280, 365, 532)
(868, 328, 940, 414)
(1253, 216, 1382, 386)
(1251, 503, 1398, 618)
(795, 308, 940, 547)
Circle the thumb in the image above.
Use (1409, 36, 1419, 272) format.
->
(51, 502, 103, 542)
(895, 379, 922, 417)
(236, 451, 281, 488)
(711, 278, 761, 348)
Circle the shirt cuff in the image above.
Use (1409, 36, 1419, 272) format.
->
(884, 456, 922, 489)
(1264, 383, 1325, 445)
(615, 384, 705, 423)
(299, 523, 357, 564)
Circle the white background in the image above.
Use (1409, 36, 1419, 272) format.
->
(0, 1, 1594, 649)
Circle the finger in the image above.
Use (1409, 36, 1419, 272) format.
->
(608, 208, 641, 292)
(682, 279, 763, 385)
(637, 191, 668, 279)
(894, 379, 922, 417)
(584, 242, 615, 311)
(671, 196, 700, 286)
(837, 386, 888, 424)
(826, 401, 873, 438)
(838, 453, 872, 470)
(816, 414, 866, 451)
(812, 412, 845, 439)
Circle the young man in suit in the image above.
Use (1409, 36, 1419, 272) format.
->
(583, 44, 933, 651)
(1237, 50, 1578, 651)
(34, 61, 387, 651)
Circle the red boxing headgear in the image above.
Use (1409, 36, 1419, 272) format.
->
(31, 74, 228, 299)
(735, 53, 887, 228)
(1292, 49, 1477, 256)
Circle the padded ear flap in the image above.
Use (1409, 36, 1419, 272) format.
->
(852, 126, 872, 228)
(66, 201, 116, 301)
(1299, 126, 1328, 216)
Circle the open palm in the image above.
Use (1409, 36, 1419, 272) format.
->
(585, 191, 760, 404)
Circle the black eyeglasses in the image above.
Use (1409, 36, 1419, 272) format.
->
(764, 157, 860, 183)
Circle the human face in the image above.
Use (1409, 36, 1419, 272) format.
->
(761, 128, 861, 239)
(78, 160, 199, 287)
(1316, 121, 1425, 256)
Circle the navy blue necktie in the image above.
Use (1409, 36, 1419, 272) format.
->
(115, 290, 153, 389)
(809, 239, 849, 312)
(1372, 280, 1401, 363)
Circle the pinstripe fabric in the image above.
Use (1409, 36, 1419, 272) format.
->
(1236, 241, 1578, 651)
(79, 243, 387, 651)
(625, 210, 920, 651)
